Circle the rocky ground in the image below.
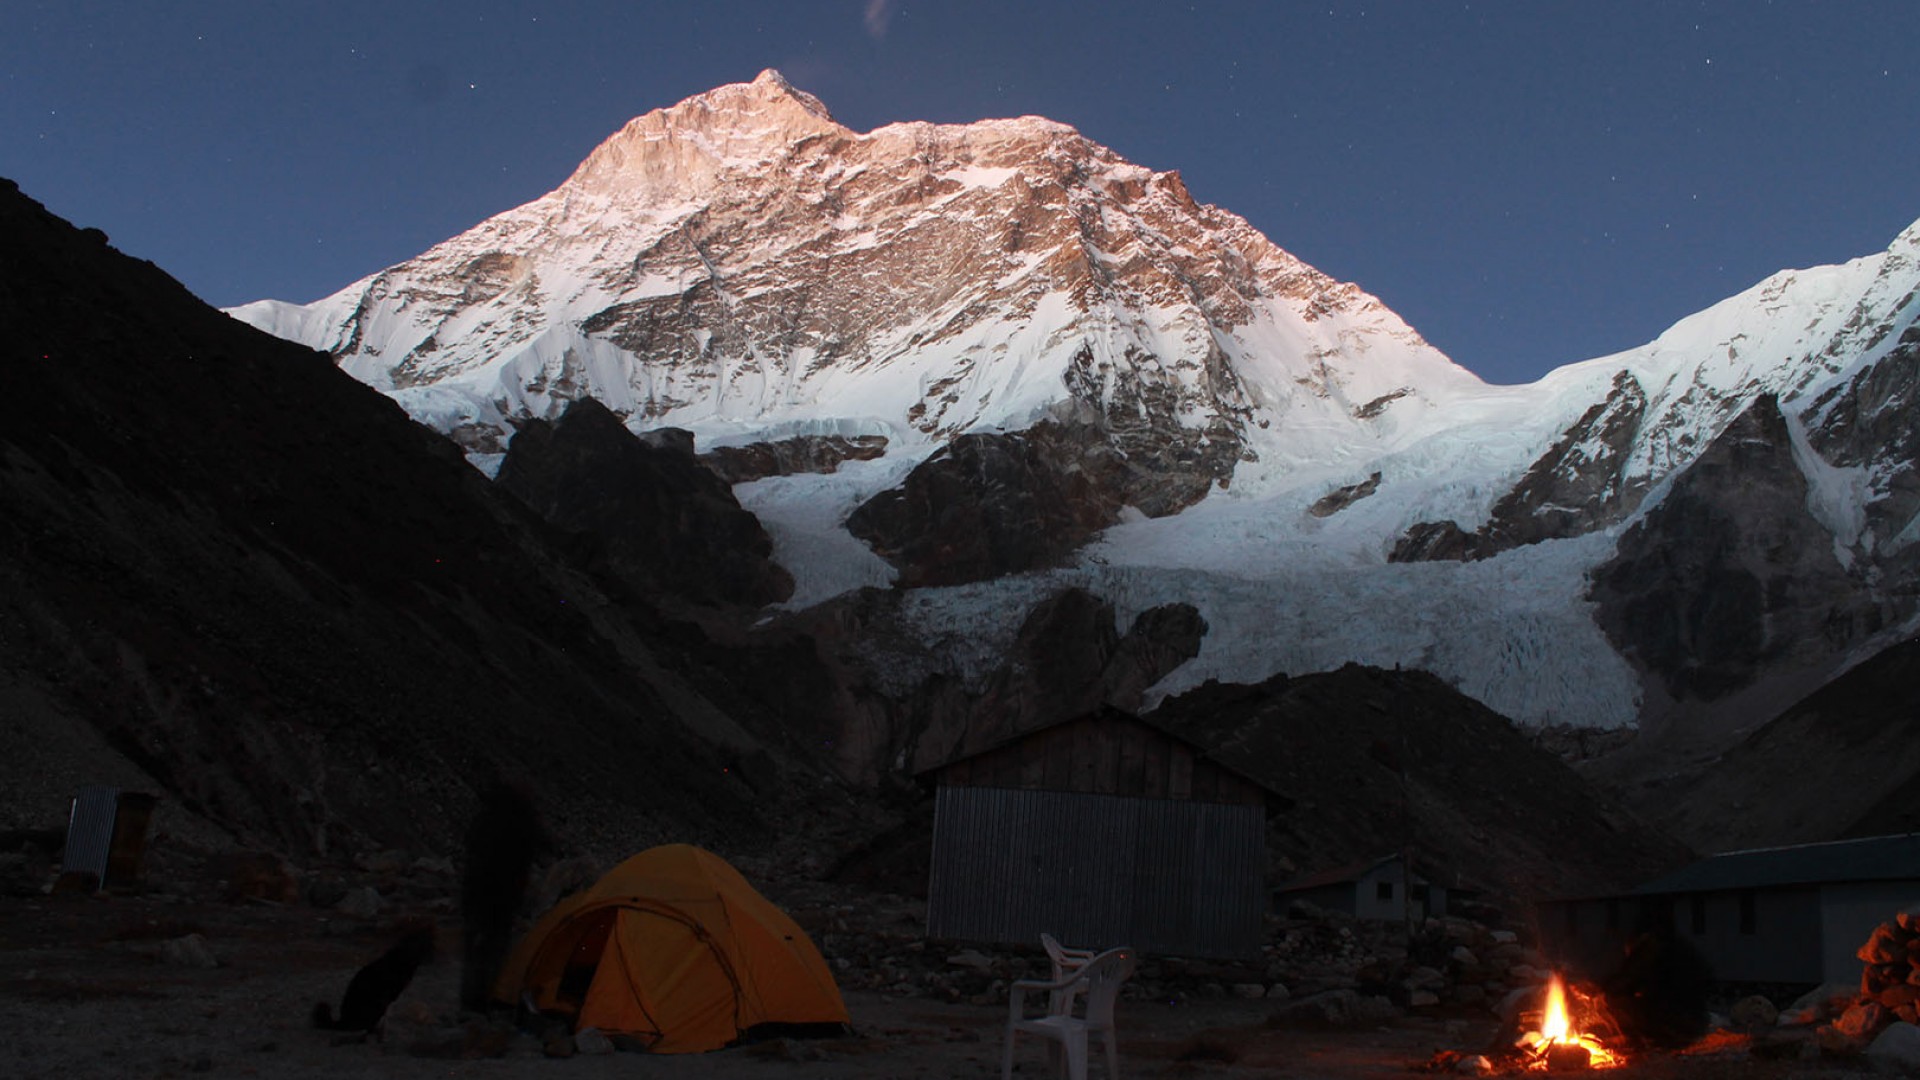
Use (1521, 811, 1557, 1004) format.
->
(0, 841, 1904, 1080)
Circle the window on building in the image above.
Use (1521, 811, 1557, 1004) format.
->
(1377, 881, 1394, 902)
(1739, 891, 1756, 935)
(1689, 895, 1706, 935)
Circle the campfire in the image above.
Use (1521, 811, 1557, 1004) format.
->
(1514, 973, 1623, 1070)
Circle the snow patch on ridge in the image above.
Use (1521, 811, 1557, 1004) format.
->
(1785, 408, 1870, 564)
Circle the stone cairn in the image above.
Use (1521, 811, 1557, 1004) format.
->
(1829, 912, 1920, 1044)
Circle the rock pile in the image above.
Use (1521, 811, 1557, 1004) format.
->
(1823, 912, 1920, 1049)
(783, 882, 1548, 1024)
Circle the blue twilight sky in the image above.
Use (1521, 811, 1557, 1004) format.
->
(4, 1, 1916, 385)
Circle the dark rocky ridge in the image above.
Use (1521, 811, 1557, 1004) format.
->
(1603, 634, 1920, 854)
(846, 422, 1133, 587)
(0, 179, 816, 858)
(1148, 666, 1690, 900)
(494, 397, 793, 612)
(707, 586, 1209, 786)
(846, 412, 1238, 587)
(698, 433, 889, 484)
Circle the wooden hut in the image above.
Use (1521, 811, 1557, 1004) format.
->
(919, 708, 1283, 959)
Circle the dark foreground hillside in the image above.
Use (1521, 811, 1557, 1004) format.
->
(1149, 666, 1692, 901)
(0, 178, 827, 861)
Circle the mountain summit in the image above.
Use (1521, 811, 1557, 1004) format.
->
(231, 70, 1478, 498)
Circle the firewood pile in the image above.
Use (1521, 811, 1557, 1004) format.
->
(1829, 912, 1920, 1044)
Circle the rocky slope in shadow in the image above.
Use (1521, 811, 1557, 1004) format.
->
(1149, 666, 1691, 902)
(1588, 394, 1862, 705)
(0, 180, 828, 860)
(494, 397, 793, 613)
(698, 585, 1208, 787)
(1580, 387, 1918, 784)
(1603, 634, 1920, 853)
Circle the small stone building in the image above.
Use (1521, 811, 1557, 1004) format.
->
(1274, 854, 1454, 923)
(1538, 834, 1920, 985)
(920, 709, 1282, 959)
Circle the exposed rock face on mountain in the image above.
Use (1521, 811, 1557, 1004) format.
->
(845, 421, 1132, 586)
(1391, 371, 1650, 561)
(698, 433, 888, 484)
(1803, 323, 1920, 584)
(1148, 666, 1690, 899)
(1589, 395, 1862, 702)
(0, 179, 822, 857)
(1308, 471, 1381, 518)
(495, 397, 793, 611)
(716, 586, 1207, 786)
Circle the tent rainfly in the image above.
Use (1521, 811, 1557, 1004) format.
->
(492, 843, 849, 1053)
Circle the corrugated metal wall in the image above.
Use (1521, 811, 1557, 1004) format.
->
(926, 785, 1265, 959)
(63, 785, 121, 888)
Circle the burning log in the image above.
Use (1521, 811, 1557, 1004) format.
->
(1514, 974, 1624, 1070)
(1543, 1043, 1592, 1071)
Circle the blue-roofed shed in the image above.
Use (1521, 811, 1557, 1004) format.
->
(1538, 834, 1920, 986)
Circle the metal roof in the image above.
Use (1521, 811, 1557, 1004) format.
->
(1274, 853, 1462, 894)
(1632, 833, 1920, 895)
(913, 706, 1288, 799)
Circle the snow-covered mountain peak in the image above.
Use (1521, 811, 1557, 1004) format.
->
(563, 69, 846, 198)
(1892, 214, 1920, 252)
(232, 72, 1478, 480)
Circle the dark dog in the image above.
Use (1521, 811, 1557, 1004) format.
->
(312, 925, 436, 1033)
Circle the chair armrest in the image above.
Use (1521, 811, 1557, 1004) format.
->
(1007, 972, 1090, 1020)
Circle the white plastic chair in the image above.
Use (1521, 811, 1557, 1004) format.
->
(1040, 932, 1096, 979)
(1002, 945, 1136, 1080)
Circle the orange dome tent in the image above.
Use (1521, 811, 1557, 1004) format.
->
(492, 843, 849, 1053)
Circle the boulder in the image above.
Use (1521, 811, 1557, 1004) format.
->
(334, 886, 383, 919)
(1865, 1022, 1920, 1073)
(1837, 1000, 1890, 1040)
(1730, 994, 1779, 1030)
(573, 1027, 615, 1055)
(160, 933, 219, 969)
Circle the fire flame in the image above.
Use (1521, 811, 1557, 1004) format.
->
(1541, 974, 1572, 1043)
(1518, 973, 1621, 1069)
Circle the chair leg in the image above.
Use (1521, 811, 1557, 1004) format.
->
(1063, 1029, 1089, 1080)
(1001, 1024, 1016, 1080)
(1101, 1027, 1120, 1079)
